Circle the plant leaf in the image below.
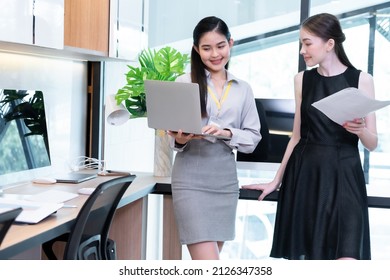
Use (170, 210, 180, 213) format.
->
(154, 46, 188, 80)
(139, 48, 157, 70)
(124, 94, 147, 118)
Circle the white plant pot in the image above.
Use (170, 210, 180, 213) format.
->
(153, 129, 173, 177)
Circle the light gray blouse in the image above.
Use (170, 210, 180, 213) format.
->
(171, 71, 261, 154)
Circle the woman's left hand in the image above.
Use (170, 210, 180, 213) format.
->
(343, 118, 366, 136)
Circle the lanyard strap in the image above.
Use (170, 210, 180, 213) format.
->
(207, 80, 233, 112)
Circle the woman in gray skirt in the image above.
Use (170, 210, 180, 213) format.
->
(168, 16, 261, 260)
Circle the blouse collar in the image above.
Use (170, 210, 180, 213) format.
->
(205, 69, 238, 84)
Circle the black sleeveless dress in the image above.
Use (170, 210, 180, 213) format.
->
(270, 67, 371, 260)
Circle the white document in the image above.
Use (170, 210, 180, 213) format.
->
(26, 190, 79, 204)
(0, 207, 15, 214)
(0, 198, 63, 224)
(312, 87, 390, 125)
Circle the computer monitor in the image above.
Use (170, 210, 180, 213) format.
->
(236, 98, 295, 163)
(260, 98, 294, 163)
(0, 89, 51, 189)
(259, 98, 295, 134)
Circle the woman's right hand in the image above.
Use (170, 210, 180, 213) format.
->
(167, 129, 203, 145)
(241, 180, 280, 201)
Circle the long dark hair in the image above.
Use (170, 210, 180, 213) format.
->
(191, 16, 231, 117)
(302, 13, 355, 68)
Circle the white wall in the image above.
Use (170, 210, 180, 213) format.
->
(0, 51, 155, 188)
(0, 51, 88, 185)
(103, 61, 155, 173)
(103, 61, 160, 260)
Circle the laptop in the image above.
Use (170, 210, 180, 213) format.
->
(54, 172, 97, 184)
(144, 80, 231, 140)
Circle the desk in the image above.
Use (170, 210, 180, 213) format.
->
(0, 172, 166, 260)
(152, 162, 390, 259)
(2, 163, 390, 260)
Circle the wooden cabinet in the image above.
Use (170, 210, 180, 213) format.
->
(35, 0, 64, 49)
(0, 0, 32, 45)
(0, 0, 63, 49)
(64, 0, 110, 55)
(0, 0, 145, 61)
(109, 0, 147, 60)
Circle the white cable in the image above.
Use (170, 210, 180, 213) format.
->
(68, 156, 105, 172)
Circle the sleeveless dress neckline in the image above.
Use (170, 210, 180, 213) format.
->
(314, 67, 349, 78)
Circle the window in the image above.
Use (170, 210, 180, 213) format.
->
(146, 0, 390, 260)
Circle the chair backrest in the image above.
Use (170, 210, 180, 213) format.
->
(63, 175, 136, 260)
(0, 207, 22, 247)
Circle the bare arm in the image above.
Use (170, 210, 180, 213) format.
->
(242, 71, 303, 200)
(343, 72, 378, 151)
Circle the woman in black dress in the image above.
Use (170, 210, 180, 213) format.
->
(243, 13, 378, 260)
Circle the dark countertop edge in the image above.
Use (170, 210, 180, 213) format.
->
(151, 183, 390, 208)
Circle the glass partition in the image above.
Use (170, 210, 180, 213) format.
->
(146, 0, 390, 260)
(230, 2, 390, 187)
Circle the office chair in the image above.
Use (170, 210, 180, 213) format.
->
(42, 175, 136, 260)
(0, 207, 22, 247)
(236, 99, 270, 162)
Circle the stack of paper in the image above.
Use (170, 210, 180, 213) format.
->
(0, 198, 63, 224)
(312, 87, 390, 125)
(26, 190, 78, 204)
(0, 190, 78, 224)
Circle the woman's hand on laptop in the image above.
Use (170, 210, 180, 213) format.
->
(202, 125, 232, 138)
(168, 130, 203, 145)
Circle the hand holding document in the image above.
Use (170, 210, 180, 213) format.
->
(312, 87, 390, 125)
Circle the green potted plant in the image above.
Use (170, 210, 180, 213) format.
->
(115, 46, 189, 118)
(114, 46, 190, 176)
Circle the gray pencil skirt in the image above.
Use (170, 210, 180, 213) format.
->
(171, 139, 239, 245)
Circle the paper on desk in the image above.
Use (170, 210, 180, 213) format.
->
(0, 207, 15, 214)
(26, 190, 79, 203)
(312, 87, 390, 125)
(0, 198, 63, 224)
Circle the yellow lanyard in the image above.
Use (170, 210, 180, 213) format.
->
(207, 80, 232, 114)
